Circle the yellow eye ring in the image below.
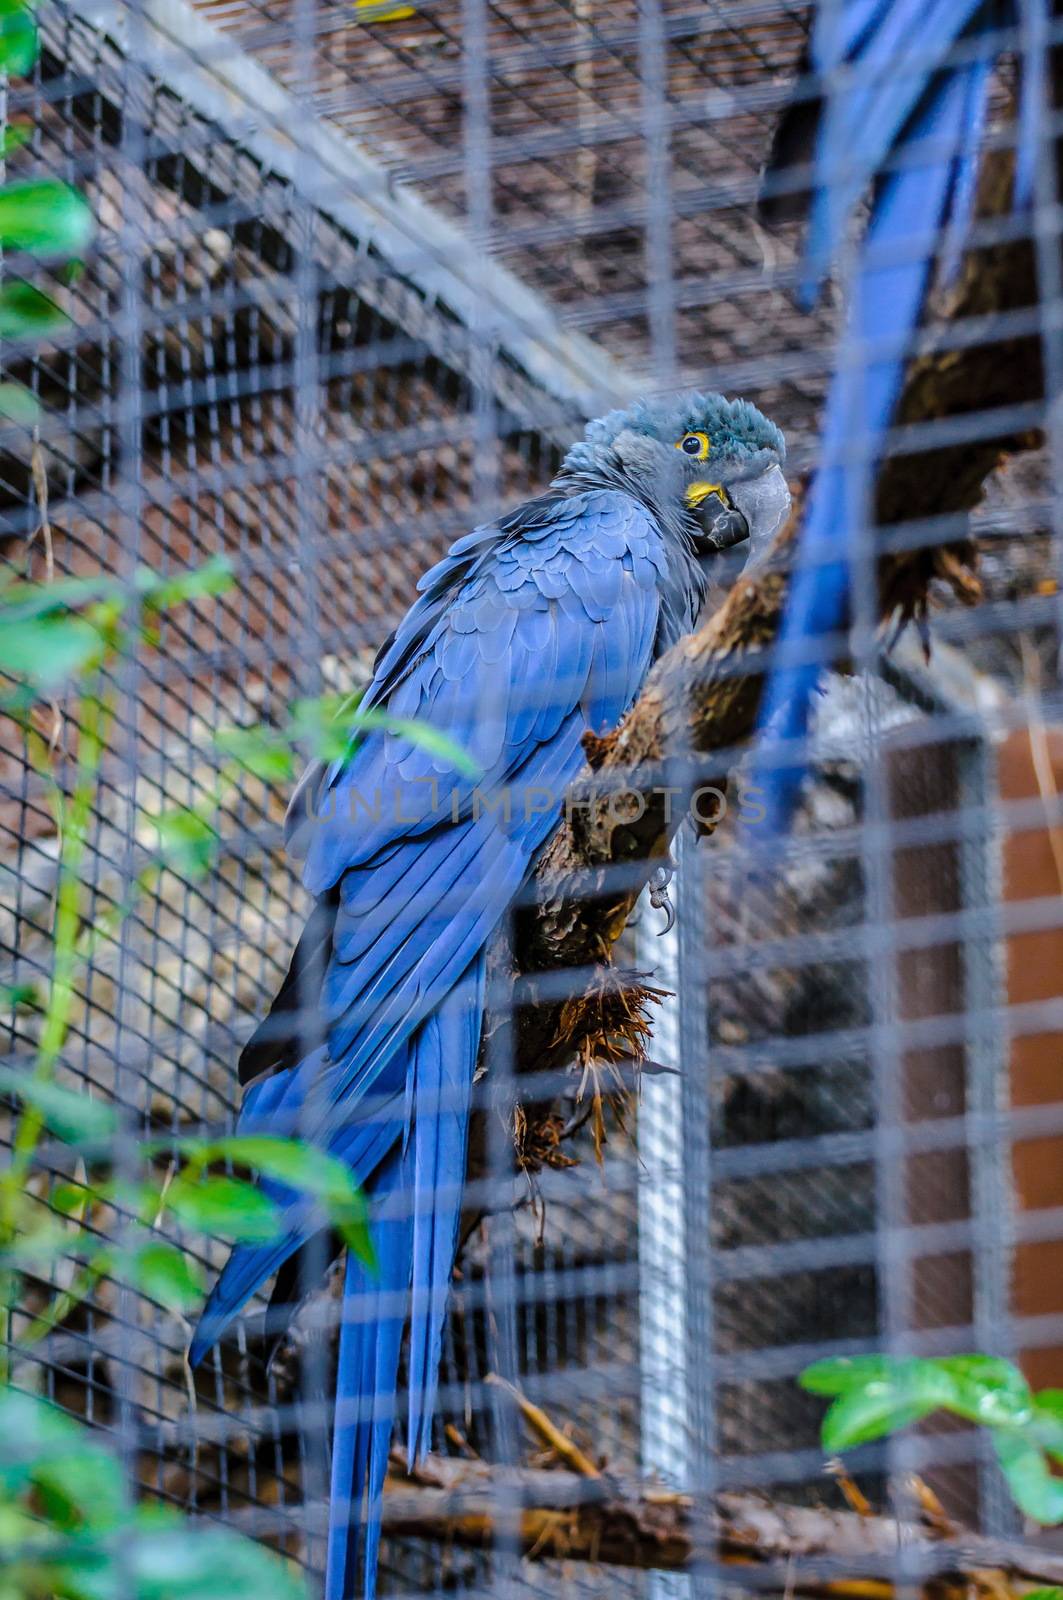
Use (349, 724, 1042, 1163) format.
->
(676, 431, 710, 460)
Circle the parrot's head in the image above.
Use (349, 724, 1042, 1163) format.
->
(558, 390, 790, 560)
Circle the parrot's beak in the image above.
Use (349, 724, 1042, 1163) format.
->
(730, 464, 791, 566)
(686, 481, 750, 554)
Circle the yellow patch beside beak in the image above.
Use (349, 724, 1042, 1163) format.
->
(686, 481, 729, 508)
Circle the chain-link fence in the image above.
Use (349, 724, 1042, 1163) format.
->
(3, 0, 1063, 1595)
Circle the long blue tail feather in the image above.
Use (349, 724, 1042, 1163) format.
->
(753, 0, 1032, 837)
(406, 954, 485, 1462)
(325, 952, 486, 1599)
(326, 1143, 414, 1600)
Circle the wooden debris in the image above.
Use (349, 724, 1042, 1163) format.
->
(826, 1459, 874, 1519)
(484, 1373, 601, 1479)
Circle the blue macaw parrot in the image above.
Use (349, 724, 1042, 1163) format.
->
(754, 0, 1037, 832)
(189, 392, 789, 1598)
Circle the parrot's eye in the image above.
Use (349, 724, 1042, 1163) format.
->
(677, 432, 709, 459)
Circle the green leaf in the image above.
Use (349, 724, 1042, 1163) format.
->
(130, 1521, 306, 1600)
(0, 0, 37, 76)
(0, 180, 93, 256)
(0, 1496, 48, 1553)
(1, 979, 40, 1011)
(0, 277, 69, 338)
(0, 572, 123, 617)
(0, 610, 102, 686)
(291, 696, 480, 779)
(0, 380, 38, 424)
(802, 1354, 1026, 1444)
(0, 1387, 83, 1494)
(820, 1391, 939, 1452)
(33, 1440, 125, 1535)
(35, 1540, 120, 1600)
(364, 712, 480, 778)
(0, 1388, 304, 1600)
(809, 1357, 957, 1451)
(0, 1220, 89, 1265)
(51, 1180, 91, 1216)
(165, 1175, 281, 1242)
(799, 1356, 898, 1397)
(135, 556, 234, 610)
(150, 807, 218, 878)
(197, 1133, 330, 1193)
(126, 1238, 204, 1311)
(993, 1430, 1063, 1524)
(200, 1134, 374, 1266)
(0, 1068, 118, 1143)
(216, 725, 294, 784)
(2, 122, 32, 156)
(934, 1355, 1033, 1428)
(1027, 1390, 1063, 1464)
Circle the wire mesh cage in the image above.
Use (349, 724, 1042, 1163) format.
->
(3, 0, 1063, 1596)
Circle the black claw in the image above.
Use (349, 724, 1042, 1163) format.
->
(648, 862, 677, 935)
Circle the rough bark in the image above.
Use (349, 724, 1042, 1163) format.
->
(384, 1452, 1063, 1592)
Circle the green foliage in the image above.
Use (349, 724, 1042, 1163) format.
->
(0, 1389, 306, 1600)
(184, 1135, 374, 1265)
(162, 1174, 281, 1243)
(0, 0, 36, 77)
(0, 552, 383, 1594)
(135, 556, 234, 609)
(289, 691, 480, 777)
(0, 181, 92, 259)
(0, 983, 39, 1013)
(1, 124, 31, 157)
(0, 558, 237, 701)
(0, 21, 343, 1593)
(124, 1239, 205, 1313)
(217, 690, 479, 800)
(147, 807, 219, 879)
(0, 279, 68, 340)
(800, 1353, 1063, 1522)
(214, 725, 295, 783)
(0, 383, 38, 424)
(0, 0, 94, 342)
(0, 604, 103, 687)
(0, 1070, 117, 1144)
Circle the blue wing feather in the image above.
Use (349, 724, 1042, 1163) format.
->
(756, 0, 1022, 835)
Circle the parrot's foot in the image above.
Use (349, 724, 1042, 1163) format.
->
(648, 858, 676, 936)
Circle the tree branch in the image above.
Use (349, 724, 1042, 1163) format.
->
(498, 142, 1040, 1104)
(384, 1453, 1063, 1592)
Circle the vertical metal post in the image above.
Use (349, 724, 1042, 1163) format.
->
(637, 831, 715, 1600)
(959, 735, 1017, 1536)
(637, 888, 689, 1490)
